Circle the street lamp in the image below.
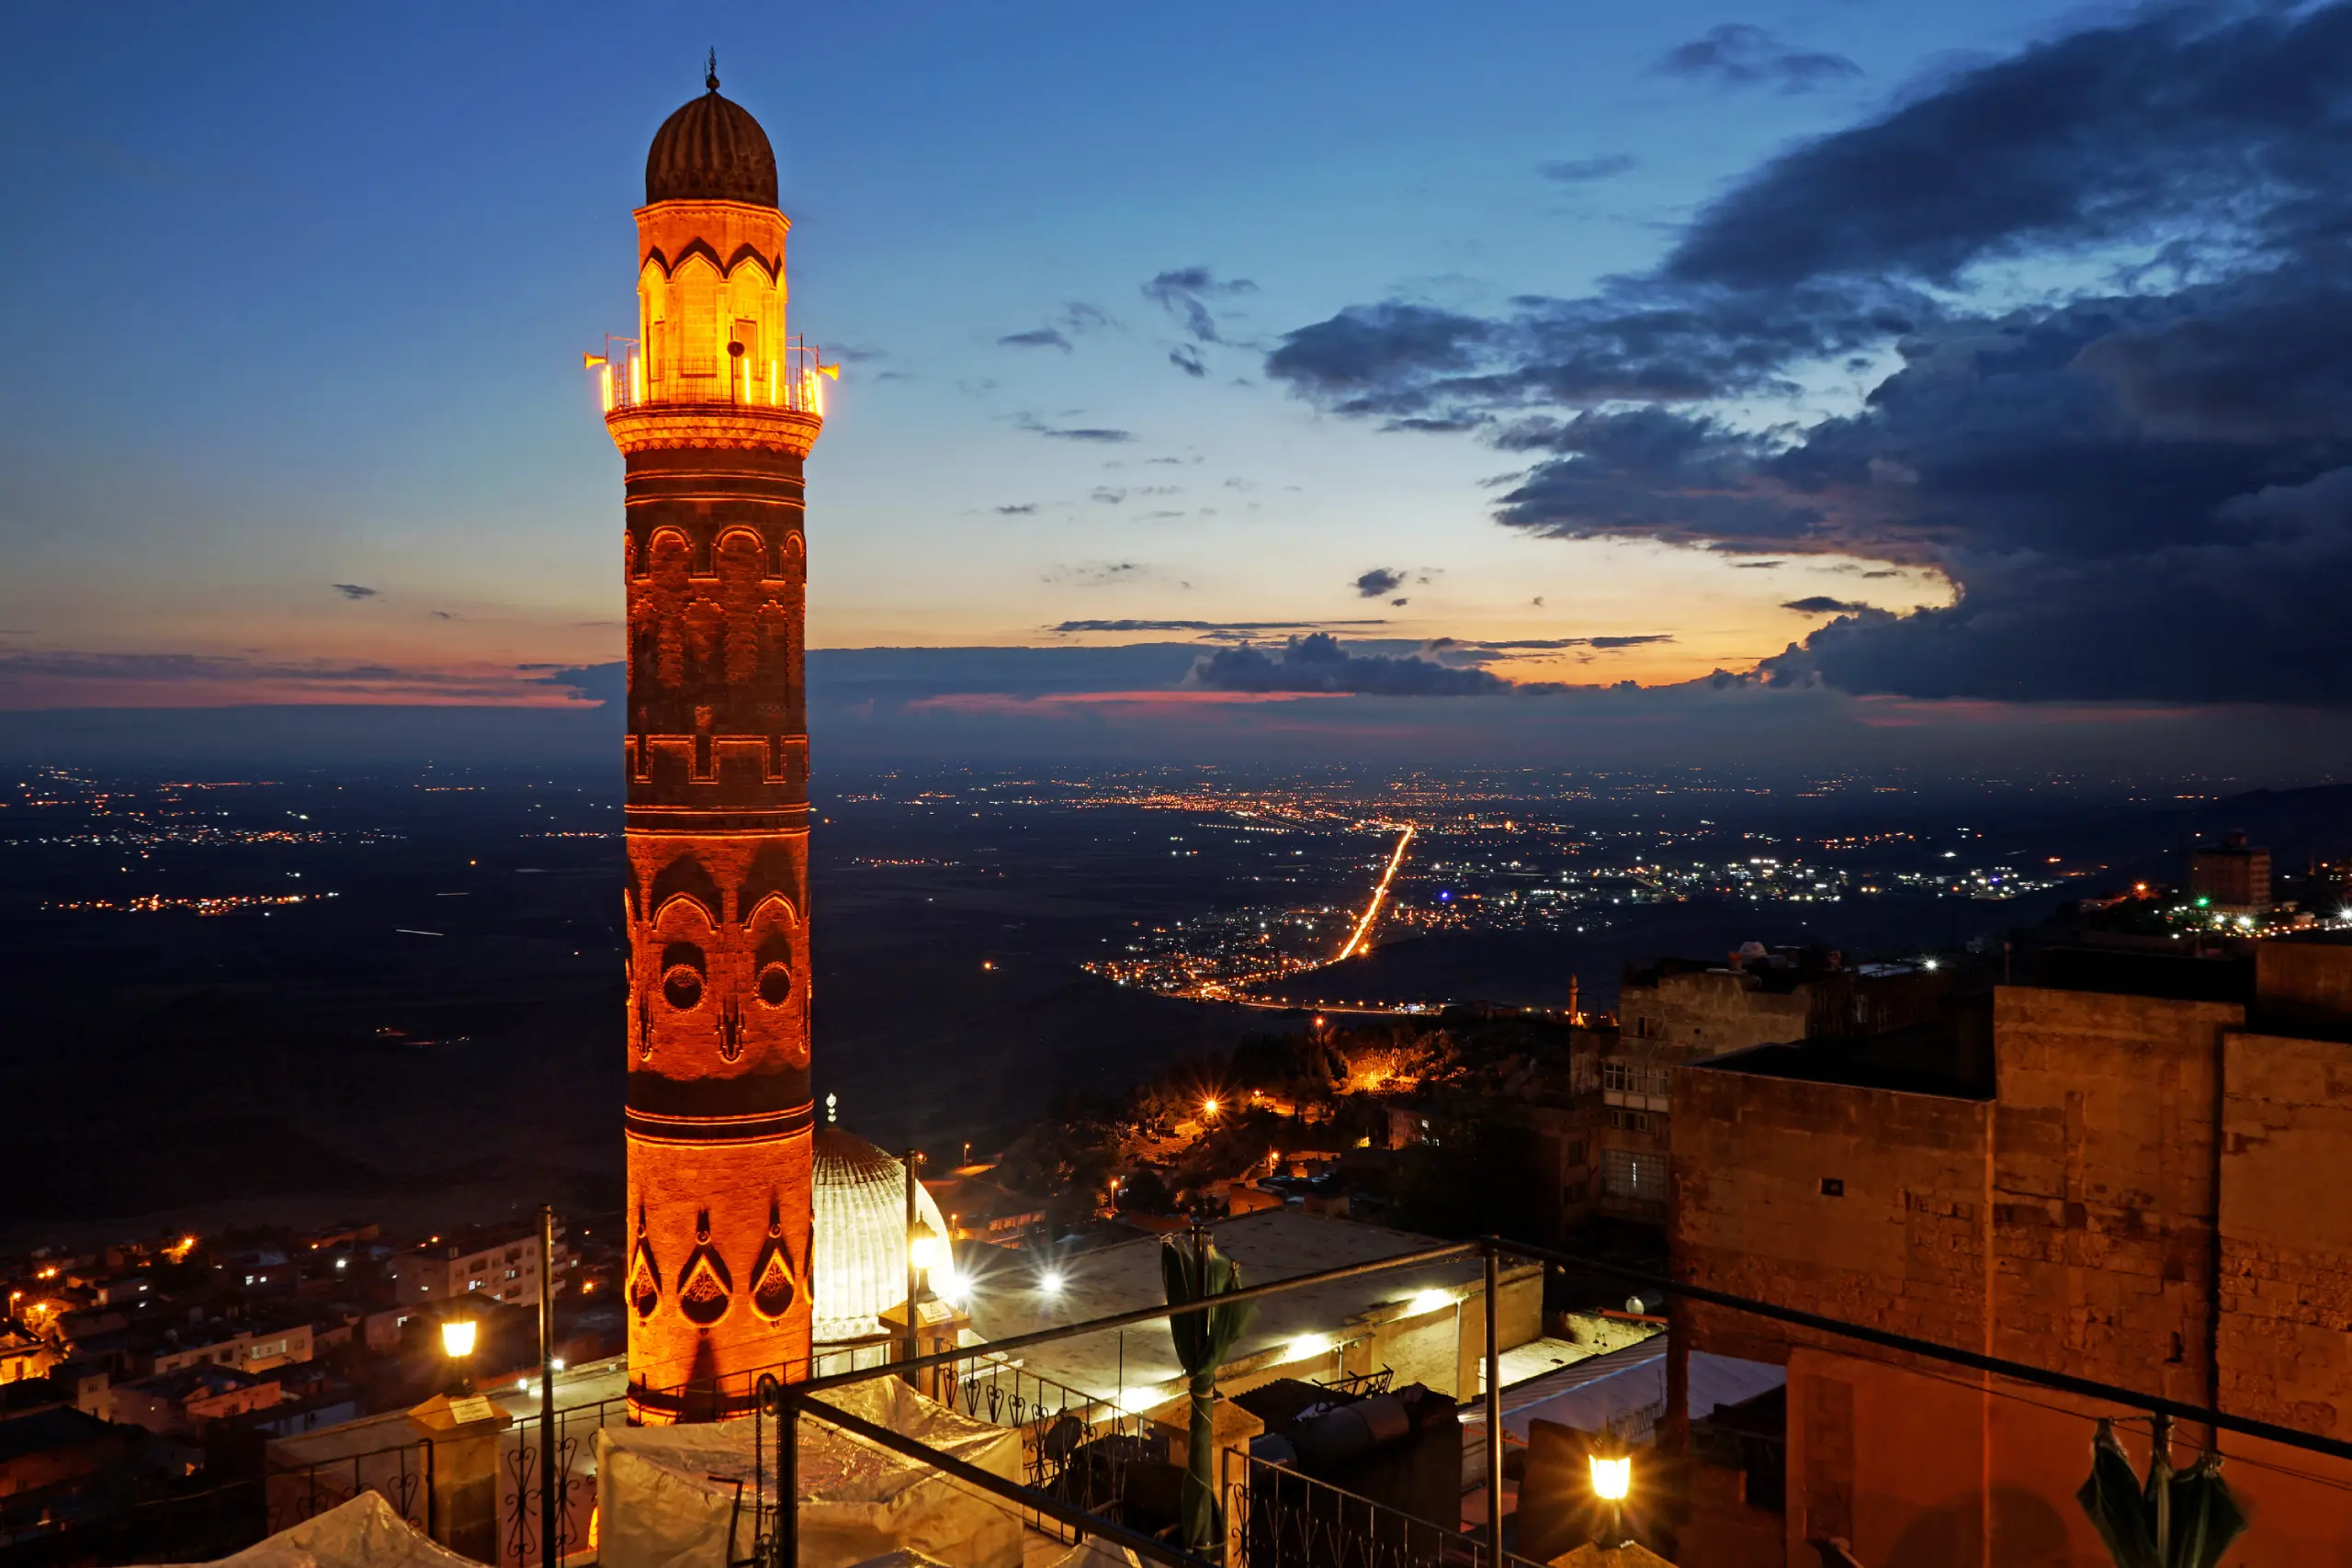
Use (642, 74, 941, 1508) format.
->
(441, 1317, 478, 1394)
(908, 1218, 942, 1275)
(1589, 1450, 1632, 1544)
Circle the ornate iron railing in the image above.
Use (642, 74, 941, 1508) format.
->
(498, 1392, 628, 1566)
(264, 1437, 435, 1537)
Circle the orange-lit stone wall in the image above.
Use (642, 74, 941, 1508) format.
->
(1674, 983, 2352, 1564)
(612, 197, 820, 1422)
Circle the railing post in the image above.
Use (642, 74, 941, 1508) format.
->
(1484, 1239, 1503, 1559)
(778, 1386, 798, 1568)
(538, 1203, 558, 1568)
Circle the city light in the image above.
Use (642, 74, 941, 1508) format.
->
(1284, 1332, 1334, 1362)
(440, 1319, 477, 1359)
(1589, 1452, 1633, 1502)
(1037, 1269, 1065, 1296)
(1202, 1098, 1220, 1119)
(1407, 1288, 1453, 1315)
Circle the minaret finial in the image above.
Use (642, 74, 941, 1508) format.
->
(706, 49, 719, 92)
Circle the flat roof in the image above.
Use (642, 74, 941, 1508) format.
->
(963, 1210, 1532, 1406)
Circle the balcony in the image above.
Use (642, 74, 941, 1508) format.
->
(595, 338, 833, 458)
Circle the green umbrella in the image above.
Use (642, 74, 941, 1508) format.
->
(2077, 1417, 2247, 1568)
(1163, 1225, 1256, 1552)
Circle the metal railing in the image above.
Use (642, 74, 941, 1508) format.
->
(596, 336, 833, 418)
(265, 1436, 435, 1537)
(732, 1233, 2352, 1568)
(1224, 1448, 1545, 1568)
(499, 1391, 628, 1566)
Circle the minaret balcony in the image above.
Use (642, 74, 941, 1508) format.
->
(598, 338, 831, 457)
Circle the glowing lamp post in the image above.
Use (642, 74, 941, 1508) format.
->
(1589, 1450, 1633, 1545)
(441, 1316, 479, 1394)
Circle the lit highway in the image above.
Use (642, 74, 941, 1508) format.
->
(1337, 824, 1415, 961)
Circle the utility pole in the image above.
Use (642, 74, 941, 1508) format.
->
(537, 1204, 557, 1568)
(902, 1150, 923, 1382)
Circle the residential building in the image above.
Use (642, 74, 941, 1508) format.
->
(385, 1223, 565, 1307)
(112, 1364, 282, 1435)
(146, 1314, 313, 1378)
(2192, 829, 2273, 912)
(1669, 931, 2352, 1563)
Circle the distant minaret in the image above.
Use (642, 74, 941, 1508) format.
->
(1567, 974, 1580, 1023)
(605, 58, 831, 1422)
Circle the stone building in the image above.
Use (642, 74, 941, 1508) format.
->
(1668, 932, 2352, 1565)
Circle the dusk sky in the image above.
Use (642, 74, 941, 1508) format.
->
(6, 1, 2352, 771)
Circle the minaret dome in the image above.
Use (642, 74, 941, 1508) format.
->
(645, 62, 778, 208)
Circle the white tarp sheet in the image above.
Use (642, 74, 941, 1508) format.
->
(597, 1378, 1024, 1568)
(130, 1492, 477, 1568)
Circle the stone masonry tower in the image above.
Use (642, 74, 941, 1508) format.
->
(606, 60, 828, 1422)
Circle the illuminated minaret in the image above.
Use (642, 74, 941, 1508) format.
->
(604, 58, 831, 1422)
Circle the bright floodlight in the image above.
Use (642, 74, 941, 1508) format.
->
(1037, 1269, 1066, 1295)
(1589, 1453, 1633, 1502)
(440, 1318, 478, 1359)
(1408, 1288, 1453, 1315)
(1203, 1098, 1220, 1117)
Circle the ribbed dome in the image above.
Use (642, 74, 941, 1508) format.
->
(645, 64, 777, 208)
(812, 1127, 951, 1341)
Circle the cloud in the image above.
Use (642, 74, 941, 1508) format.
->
(1191, 634, 1513, 696)
(1452, 635, 1674, 650)
(1264, 1, 2352, 705)
(1352, 568, 1406, 598)
(1782, 596, 1870, 615)
(1142, 266, 1259, 345)
(995, 503, 1039, 515)
(1044, 561, 1159, 588)
(1170, 344, 1207, 378)
(526, 663, 626, 706)
(998, 303, 1114, 353)
(1653, 24, 1860, 93)
(1541, 154, 1636, 184)
(331, 583, 378, 600)
(1049, 618, 1390, 637)
(1017, 414, 1135, 444)
(0, 650, 605, 707)
(430, 610, 456, 620)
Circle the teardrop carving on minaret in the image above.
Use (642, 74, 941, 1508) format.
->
(750, 1194, 797, 1322)
(675, 1208, 735, 1327)
(628, 1205, 662, 1322)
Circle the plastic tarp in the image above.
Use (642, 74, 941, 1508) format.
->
(597, 1378, 1024, 1568)
(130, 1492, 477, 1568)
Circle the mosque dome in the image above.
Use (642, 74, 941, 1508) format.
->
(645, 60, 778, 208)
(812, 1125, 953, 1342)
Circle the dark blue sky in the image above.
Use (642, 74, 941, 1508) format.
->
(5, 2, 2350, 778)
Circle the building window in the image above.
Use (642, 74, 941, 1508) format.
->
(1608, 1108, 1654, 1134)
(1601, 1060, 1672, 1099)
(1602, 1150, 1668, 1203)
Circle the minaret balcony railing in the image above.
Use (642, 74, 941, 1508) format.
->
(594, 336, 834, 419)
